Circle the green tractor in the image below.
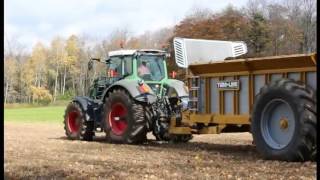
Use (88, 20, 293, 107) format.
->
(64, 49, 192, 143)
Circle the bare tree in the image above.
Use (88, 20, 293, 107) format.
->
(300, 0, 317, 53)
(185, 5, 214, 21)
(245, 0, 269, 17)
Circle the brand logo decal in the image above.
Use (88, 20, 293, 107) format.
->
(216, 80, 240, 90)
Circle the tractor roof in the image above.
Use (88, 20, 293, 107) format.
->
(108, 49, 166, 57)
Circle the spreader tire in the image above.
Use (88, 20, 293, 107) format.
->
(103, 89, 147, 144)
(64, 102, 94, 141)
(252, 79, 316, 161)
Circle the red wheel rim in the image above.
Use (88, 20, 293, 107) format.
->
(67, 111, 80, 133)
(108, 103, 128, 135)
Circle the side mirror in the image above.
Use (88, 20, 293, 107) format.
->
(88, 57, 104, 71)
(105, 58, 111, 64)
(88, 60, 93, 71)
(169, 71, 177, 79)
(91, 58, 101, 62)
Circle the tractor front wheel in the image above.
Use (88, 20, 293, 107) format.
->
(64, 102, 94, 141)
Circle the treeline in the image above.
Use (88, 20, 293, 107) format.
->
(4, 0, 316, 104)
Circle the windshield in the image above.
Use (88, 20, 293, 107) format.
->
(137, 55, 165, 81)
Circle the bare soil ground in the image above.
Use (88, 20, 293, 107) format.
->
(4, 122, 316, 179)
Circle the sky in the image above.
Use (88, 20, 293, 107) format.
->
(5, 0, 248, 51)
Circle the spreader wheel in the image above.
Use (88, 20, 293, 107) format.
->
(252, 79, 316, 161)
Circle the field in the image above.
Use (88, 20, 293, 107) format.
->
(4, 106, 317, 179)
(4, 106, 65, 123)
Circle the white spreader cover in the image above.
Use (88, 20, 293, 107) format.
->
(173, 37, 248, 68)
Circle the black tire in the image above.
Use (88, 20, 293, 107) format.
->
(152, 116, 193, 143)
(64, 102, 95, 141)
(252, 79, 316, 161)
(152, 117, 171, 141)
(103, 89, 147, 144)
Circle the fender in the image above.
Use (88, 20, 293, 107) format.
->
(72, 96, 99, 121)
(164, 79, 190, 111)
(164, 79, 189, 98)
(101, 79, 157, 104)
(73, 96, 92, 111)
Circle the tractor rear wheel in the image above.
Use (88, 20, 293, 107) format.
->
(103, 89, 147, 144)
(252, 79, 316, 161)
(64, 102, 94, 141)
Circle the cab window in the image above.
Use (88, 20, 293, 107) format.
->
(108, 56, 132, 76)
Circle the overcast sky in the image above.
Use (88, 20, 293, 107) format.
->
(5, 0, 248, 50)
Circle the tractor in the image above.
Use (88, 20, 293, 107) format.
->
(64, 49, 192, 143)
(64, 38, 316, 162)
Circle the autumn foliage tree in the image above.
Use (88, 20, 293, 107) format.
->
(3, 0, 316, 104)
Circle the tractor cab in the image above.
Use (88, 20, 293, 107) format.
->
(88, 49, 172, 100)
(88, 49, 172, 99)
(94, 49, 171, 96)
(106, 49, 168, 81)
